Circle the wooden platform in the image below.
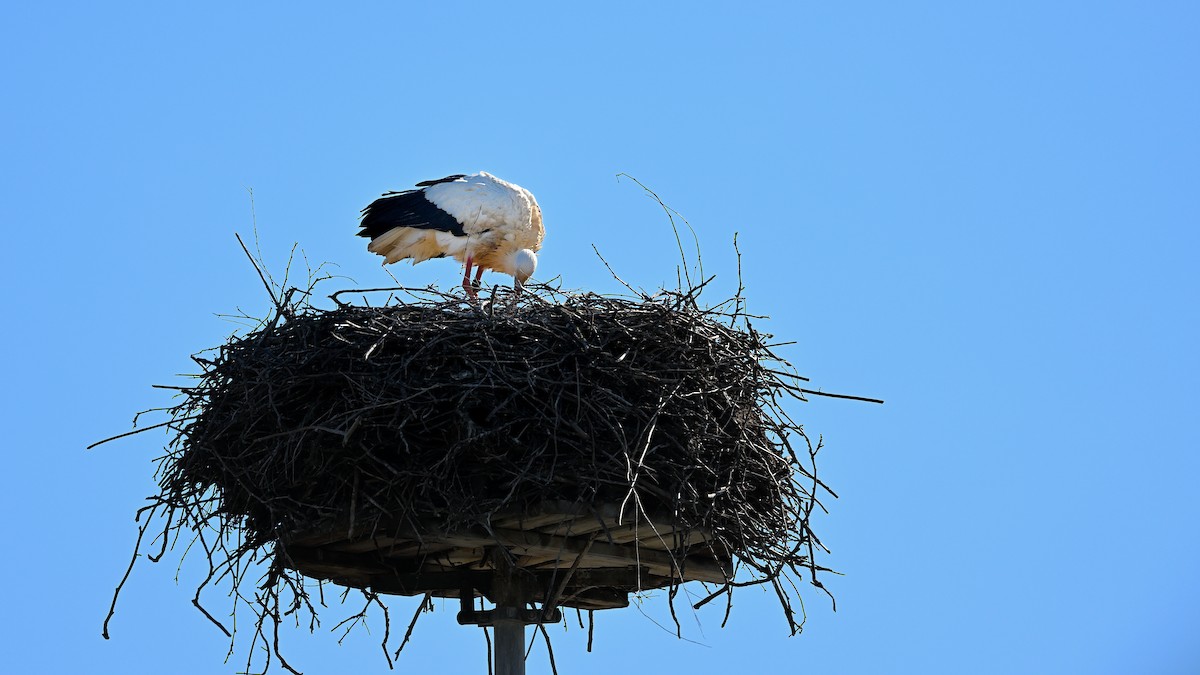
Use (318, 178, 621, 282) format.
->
(280, 501, 733, 611)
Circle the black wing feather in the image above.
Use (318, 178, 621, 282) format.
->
(358, 188, 466, 239)
(415, 174, 466, 187)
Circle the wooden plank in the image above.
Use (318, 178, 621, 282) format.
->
(282, 506, 734, 591)
(492, 511, 577, 531)
(560, 588, 630, 610)
(286, 501, 700, 550)
(428, 548, 488, 567)
(287, 556, 691, 613)
(328, 536, 410, 553)
(636, 528, 714, 551)
(359, 567, 652, 599)
(289, 531, 730, 584)
(284, 547, 405, 574)
(431, 526, 728, 583)
(490, 500, 680, 534)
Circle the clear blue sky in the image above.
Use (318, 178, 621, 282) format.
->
(2, 2, 1197, 673)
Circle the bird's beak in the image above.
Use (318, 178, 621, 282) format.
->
(513, 277, 524, 297)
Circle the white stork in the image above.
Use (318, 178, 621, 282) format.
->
(358, 172, 544, 299)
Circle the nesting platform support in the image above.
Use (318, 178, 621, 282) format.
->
(493, 616, 525, 675)
(454, 551, 562, 675)
(281, 500, 734, 613)
(117, 290, 836, 673)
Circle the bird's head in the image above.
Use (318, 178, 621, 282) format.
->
(510, 248, 538, 291)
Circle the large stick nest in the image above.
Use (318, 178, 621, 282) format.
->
(107, 281, 838, 673)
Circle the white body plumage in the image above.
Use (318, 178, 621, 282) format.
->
(358, 172, 544, 296)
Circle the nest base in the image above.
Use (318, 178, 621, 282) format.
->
(282, 500, 731, 611)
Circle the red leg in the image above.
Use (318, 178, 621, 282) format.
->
(473, 265, 485, 292)
(462, 256, 477, 300)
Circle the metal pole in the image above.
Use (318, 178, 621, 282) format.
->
(457, 553, 562, 674)
(490, 550, 526, 675)
(493, 614, 526, 675)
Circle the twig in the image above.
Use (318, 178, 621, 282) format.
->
(87, 417, 199, 450)
(236, 232, 279, 310)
